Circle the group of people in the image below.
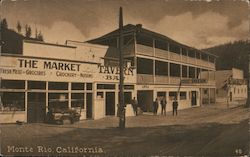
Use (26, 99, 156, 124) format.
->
(131, 97, 179, 116)
(153, 97, 178, 116)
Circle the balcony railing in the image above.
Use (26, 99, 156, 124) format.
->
(135, 44, 216, 70)
(137, 44, 153, 56)
(155, 76, 169, 84)
(169, 77, 181, 85)
(137, 74, 154, 84)
(155, 48, 169, 59)
(169, 52, 181, 62)
(123, 44, 135, 56)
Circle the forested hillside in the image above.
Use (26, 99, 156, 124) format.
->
(203, 40, 249, 78)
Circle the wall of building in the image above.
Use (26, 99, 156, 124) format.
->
(232, 68, 244, 79)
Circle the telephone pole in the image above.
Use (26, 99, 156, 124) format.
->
(118, 7, 125, 129)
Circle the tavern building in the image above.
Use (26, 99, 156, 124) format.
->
(88, 24, 217, 113)
(0, 24, 217, 123)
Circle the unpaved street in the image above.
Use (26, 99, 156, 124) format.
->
(1, 103, 249, 156)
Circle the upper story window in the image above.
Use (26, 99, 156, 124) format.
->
(188, 50, 195, 58)
(155, 40, 168, 51)
(182, 48, 188, 56)
(196, 52, 201, 59)
(189, 66, 196, 78)
(209, 56, 215, 63)
(201, 53, 208, 61)
(170, 63, 180, 77)
(137, 34, 153, 47)
(124, 35, 134, 45)
(137, 57, 153, 74)
(155, 60, 168, 76)
(169, 44, 180, 54)
(182, 65, 188, 78)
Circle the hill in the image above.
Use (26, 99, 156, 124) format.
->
(203, 40, 249, 78)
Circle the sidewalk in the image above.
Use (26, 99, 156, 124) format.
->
(70, 103, 248, 129)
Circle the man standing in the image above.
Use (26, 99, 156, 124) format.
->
(161, 97, 167, 116)
(131, 97, 138, 116)
(172, 98, 178, 116)
(153, 98, 159, 115)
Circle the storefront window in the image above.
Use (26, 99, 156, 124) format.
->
(180, 92, 187, 100)
(0, 92, 25, 111)
(49, 82, 68, 90)
(71, 93, 84, 109)
(72, 83, 85, 90)
(28, 81, 46, 89)
(169, 92, 177, 100)
(97, 84, 115, 90)
(48, 93, 68, 110)
(1, 80, 25, 89)
(86, 83, 92, 90)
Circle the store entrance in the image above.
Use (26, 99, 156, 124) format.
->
(137, 90, 153, 112)
(86, 93, 93, 119)
(191, 91, 197, 106)
(27, 92, 46, 123)
(105, 92, 115, 115)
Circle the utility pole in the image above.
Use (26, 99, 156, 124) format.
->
(118, 7, 125, 129)
(246, 52, 250, 107)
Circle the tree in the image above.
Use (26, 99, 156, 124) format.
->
(16, 21, 22, 33)
(1, 18, 8, 29)
(37, 30, 44, 41)
(25, 24, 32, 38)
(35, 28, 38, 39)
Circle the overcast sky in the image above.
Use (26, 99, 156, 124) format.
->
(2, 0, 249, 49)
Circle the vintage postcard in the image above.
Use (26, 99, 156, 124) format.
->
(0, 0, 249, 156)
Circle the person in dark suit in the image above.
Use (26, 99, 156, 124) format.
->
(131, 97, 138, 116)
(172, 97, 178, 116)
(161, 97, 167, 116)
(153, 98, 159, 115)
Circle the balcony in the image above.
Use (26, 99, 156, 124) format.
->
(155, 76, 169, 84)
(135, 44, 216, 70)
(169, 52, 181, 62)
(169, 77, 181, 85)
(155, 48, 169, 59)
(137, 44, 153, 56)
(123, 44, 135, 56)
(137, 74, 154, 84)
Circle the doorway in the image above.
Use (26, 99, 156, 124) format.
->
(137, 90, 153, 112)
(105, 92, 115, 115)
(191, 91, 197, 106)
(230, 92, 232, 102)
(86, 93, 93, 119)
(27, 92, 46, 123)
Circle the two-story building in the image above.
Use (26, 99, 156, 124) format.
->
(88, 24, 217, 113)
(215, 68, 247, 103)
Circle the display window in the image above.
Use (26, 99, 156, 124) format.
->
(0, 92, 25, 111)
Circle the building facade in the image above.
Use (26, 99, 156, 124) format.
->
(0, 40, 136, 123)
(88, 24, 217, 113)
(215, 68, 248, 103)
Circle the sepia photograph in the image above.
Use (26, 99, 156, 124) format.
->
(0, 0, 249, 156)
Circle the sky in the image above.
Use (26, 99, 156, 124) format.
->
(1, 0, 249, 49)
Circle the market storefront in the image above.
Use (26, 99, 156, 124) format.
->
(0, 55, 136, 123)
